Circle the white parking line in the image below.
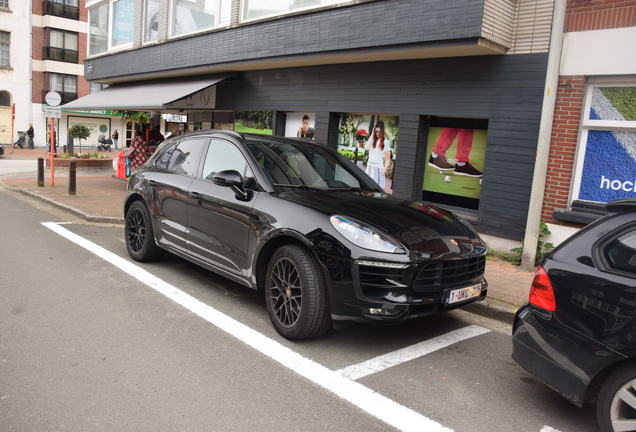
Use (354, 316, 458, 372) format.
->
(337, 325, 490, 380)
(42, 222, 453, 432)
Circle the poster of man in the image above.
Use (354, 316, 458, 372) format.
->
(284, 112, 315, 139)
(422, 117, 488, 210)
(336, 113, 398, 194)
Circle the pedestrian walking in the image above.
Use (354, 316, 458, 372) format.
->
(26, 123, 34, 148)
(111, 129, 119, 150)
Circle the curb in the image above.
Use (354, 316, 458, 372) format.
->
(464, 297, 519, 324)
(10, 187, 124, 225)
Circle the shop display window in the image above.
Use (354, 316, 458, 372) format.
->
(572, 81, 636, 203)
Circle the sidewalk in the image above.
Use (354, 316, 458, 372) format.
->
(0, 165, 534, 321)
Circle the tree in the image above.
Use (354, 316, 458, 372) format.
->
(69, 124, 91, 154)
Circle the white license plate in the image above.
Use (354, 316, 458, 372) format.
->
(445, 283, 482, 305)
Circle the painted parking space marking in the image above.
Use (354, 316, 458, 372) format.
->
(337, 325, 490, 380)
(540, 426, 563, 432)
(42, 222, 452, 432)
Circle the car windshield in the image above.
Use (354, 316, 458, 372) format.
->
(245, 139, 380, 191)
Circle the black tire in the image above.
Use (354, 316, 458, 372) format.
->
(597, 363, 636, 432)
(265, 245, 331, 340)
(125, 200, 161, 262)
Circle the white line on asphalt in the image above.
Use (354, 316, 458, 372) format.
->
(42, 222, 452, 432)
(337, 325, 490, 380)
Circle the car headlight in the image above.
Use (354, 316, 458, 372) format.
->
(330, 215, 405, 254)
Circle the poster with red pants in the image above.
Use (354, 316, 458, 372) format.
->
(432, 128, 474, 163)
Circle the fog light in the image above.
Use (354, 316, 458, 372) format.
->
(356, 260, 408, 269)
(366, 307, 398, 316)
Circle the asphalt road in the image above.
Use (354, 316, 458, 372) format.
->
(0, 189, 599, 432)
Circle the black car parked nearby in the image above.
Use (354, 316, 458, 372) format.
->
(124, 130, 488, 339)
(513, 199, 636, 432)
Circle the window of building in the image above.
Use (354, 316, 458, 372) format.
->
(571, 80, 636, 204)
(242, 0, 347, 21)
(170, 0, 231, 37)
(48, 73, 77, 103)
(0, 91, 10, 107)
(89, 2, 109, 56)
(0, 0, 9, 10)
(89, 82, 109, 93)
(46, 29, 78, 62)
(0, 31, 9, 68)
(44, 0, 79, 20)
(111, 0, 134, 47)
(144, 0, 160, 42)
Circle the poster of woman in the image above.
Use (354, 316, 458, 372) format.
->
(336, 113, 398, 193)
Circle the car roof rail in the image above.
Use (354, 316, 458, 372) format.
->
(606, 199, 636, 213)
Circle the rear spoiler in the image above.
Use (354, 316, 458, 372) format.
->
(606, 199, 636, 213)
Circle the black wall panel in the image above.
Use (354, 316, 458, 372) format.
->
(215, 54, 548, 240)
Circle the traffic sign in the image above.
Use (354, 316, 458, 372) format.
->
(44, 107, 62, 118)
(45, 91, 62, 107)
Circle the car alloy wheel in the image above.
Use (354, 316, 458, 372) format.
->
(125, 200, 161, 262)
(126, 207, 146, 254)
(264, 245, 331, 340)
(597, 365, 636, 432)
(269, 257, 302, 328)
(610, 378, 636, 431)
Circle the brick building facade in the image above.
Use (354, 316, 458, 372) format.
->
(541, 0, 636, 244)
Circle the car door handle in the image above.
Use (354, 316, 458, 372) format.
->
(189, 191, 203, 200)
(149, 180, 159, 186)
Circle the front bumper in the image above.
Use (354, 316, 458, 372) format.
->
(317, 253, 488, 322)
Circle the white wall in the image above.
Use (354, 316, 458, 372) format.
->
(561, 26, 636, 76)
(0, 0, 32, 141)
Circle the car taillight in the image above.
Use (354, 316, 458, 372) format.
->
(528, 266, 556, 312)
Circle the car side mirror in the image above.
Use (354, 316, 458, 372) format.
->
(212, 169, 243, 187)
(212, 170, 252, 202)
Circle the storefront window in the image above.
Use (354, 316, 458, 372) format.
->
(111, 0, 134, 47)
(88, 2, 109, 56)
(336, 113, 399, 194)
(171, 0, 231, 37)
(422, 117, 488, 210)
(573, 83, 636, 203)
(144, 0, 160, 42)
(242, 0, 347, 21)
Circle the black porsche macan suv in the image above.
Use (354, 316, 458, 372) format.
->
(124, 130, 487, 339)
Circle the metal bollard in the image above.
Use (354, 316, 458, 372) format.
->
(37, 158, 44, 187)
(68, 160, 76, 195)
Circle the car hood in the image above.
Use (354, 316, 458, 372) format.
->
(278, 190, 486, 259)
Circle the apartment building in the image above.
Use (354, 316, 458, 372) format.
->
(69, 0, 556, 244)
(0, 0, 30, 145)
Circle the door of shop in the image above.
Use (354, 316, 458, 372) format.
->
(0, 107, 11, 144)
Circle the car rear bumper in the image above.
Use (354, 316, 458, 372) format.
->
(512, 305, 624, 407)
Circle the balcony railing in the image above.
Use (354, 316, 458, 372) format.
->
(43, 0, 79, 20)
(43, 46, 78, 63)
(43, 90, 77, 104)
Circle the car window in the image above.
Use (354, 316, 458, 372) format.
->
(245, 140, 377, 190)
(605, 229, 636, 275)
(154, 141, 178, 169)
(166, 138, 206, 176)
(201, 139, 254, 185)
